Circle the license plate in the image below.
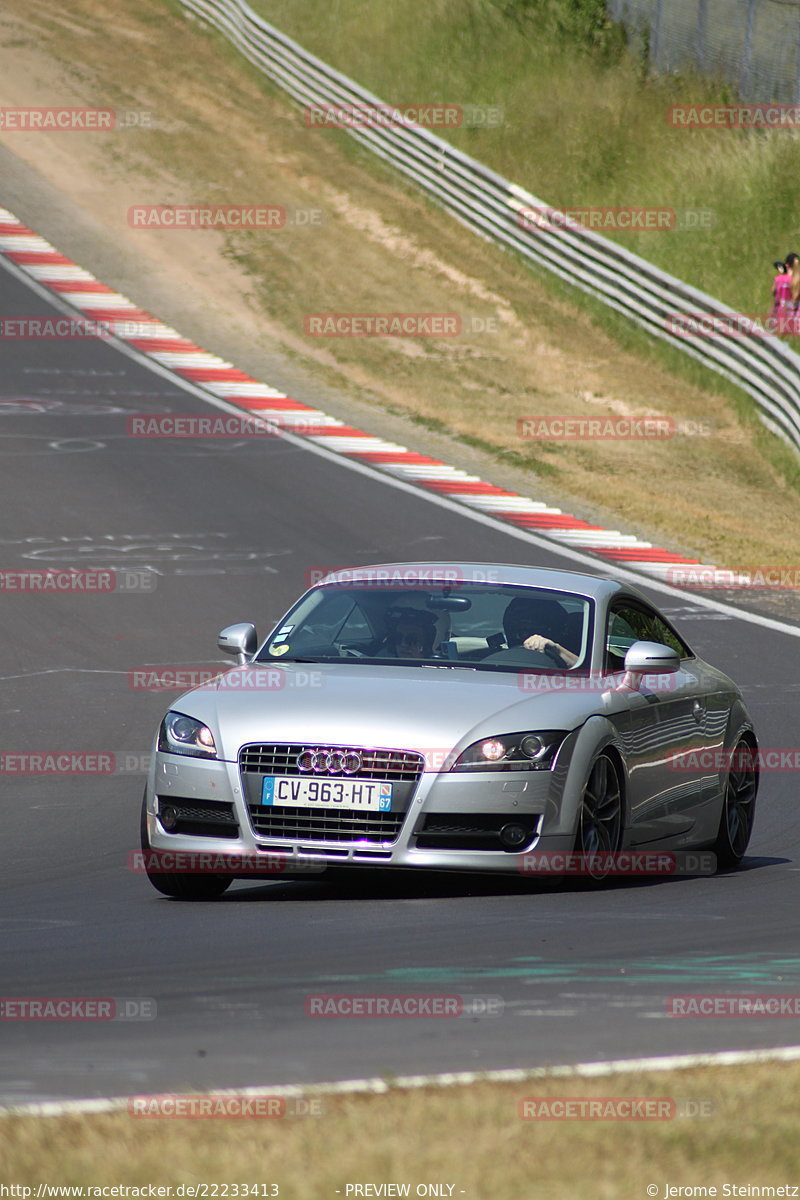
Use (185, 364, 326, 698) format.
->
(261, 775, 393, 811)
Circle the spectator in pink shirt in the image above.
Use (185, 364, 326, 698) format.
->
(787, 253, 800, 335)
(771, 260, 788, 317)
(773, 253, 800, 334)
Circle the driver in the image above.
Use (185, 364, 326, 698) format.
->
(382, 607, 437, 659)
(503, 596, 578, 667)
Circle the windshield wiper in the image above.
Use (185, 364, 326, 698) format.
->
(420, 662, 477, 670)
(256, 656, 341, 664)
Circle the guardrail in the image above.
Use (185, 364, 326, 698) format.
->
(181, 0, 800, 453)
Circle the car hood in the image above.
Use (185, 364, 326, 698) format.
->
(172, 661, 626, 761)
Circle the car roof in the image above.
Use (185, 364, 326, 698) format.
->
(314, 562, 650, 605)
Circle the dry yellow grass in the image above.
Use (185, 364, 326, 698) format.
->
(3, 1062, 800, 1196)
(0, 0, 798, 574)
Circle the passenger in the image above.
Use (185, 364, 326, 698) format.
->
(503, 596, 579, 667)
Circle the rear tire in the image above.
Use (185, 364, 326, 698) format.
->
(713, 739, 757, 871)
(140, 793, 232, 900)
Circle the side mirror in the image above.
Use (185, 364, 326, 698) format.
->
(218, 623, 258, 666)
(623, 640, 680, 675)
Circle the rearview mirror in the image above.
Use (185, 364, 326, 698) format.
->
(218, 622, 258, 665)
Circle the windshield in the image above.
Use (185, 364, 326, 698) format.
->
(256, 583, 594, 673)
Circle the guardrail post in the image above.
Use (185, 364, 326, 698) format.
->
(694, 0, 708, 74)
(739, 0, 758, 100)
(650, 0, 664, 68)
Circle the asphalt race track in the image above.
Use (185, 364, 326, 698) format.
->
(2, 254, 800, 1106)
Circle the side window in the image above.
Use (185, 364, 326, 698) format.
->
(605, 603, 690, 670)
(606, 609, 640, 671)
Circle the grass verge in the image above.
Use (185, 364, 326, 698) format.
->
(3, 1062, 800, 1195)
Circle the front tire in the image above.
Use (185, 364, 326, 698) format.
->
(713, 739, 758, 870)
(140, 793, 232, 900)
(573, 752, 624, 883)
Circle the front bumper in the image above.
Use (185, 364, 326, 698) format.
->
(144, 748, 577, 875)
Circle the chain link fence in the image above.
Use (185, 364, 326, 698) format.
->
(608, 0, 800, 103)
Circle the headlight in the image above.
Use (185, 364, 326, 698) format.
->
(158, 711, 217, 759)
(451, 730, 567, 772)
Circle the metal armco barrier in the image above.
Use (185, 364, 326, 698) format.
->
(181, 0, 800, 452)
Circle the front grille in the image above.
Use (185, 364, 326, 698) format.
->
(248, 806, 404, 843)
(156, 796, 238, 839)
(414, 813, 540, 852)
(239, 743, 424, 782)
(240, 742, 423, 845)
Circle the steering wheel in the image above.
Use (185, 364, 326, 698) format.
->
(543, 640, 564, 665)
(479, 648, 554, 667)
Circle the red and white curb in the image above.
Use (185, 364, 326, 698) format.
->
(0, 204, 756, 587)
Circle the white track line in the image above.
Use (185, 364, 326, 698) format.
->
(4, 1045, 800, 1119)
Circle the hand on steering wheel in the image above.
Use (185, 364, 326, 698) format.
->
(523, 633, 563, 664)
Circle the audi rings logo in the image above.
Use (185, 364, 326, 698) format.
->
(297, 748, 363, 775)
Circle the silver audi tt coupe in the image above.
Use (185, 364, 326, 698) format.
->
(140, 563, 758, 898)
